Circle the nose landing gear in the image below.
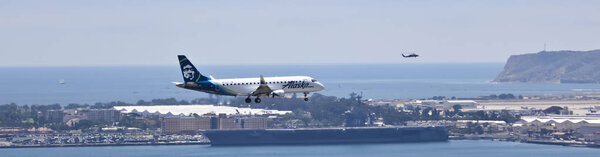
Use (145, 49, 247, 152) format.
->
(303, 92, 309, 101)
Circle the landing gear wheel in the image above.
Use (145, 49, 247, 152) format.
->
(245, 97, 251, 103)
(254, 98, 261, 103)
(303, 92, 309, 101)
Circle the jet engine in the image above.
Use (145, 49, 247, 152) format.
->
(270, 89, 285, 98)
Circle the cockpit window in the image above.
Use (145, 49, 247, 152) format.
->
(311, 79, 317, 82)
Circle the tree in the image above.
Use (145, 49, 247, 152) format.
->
(476, 126, 484, 134)
(498, 110, 520, 123)
(452, 105, 462, 112)
(72, 120, 98, 130)
(430, 108, 441, 120)
(65, 103, 88, 109)
(119, 114, 150, 129)
(431, 96, 446, 100)
(498, 93, 515, 99)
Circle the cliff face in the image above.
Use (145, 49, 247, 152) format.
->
(494, 49, 600, 83)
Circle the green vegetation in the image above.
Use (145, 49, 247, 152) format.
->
(119, 114, 161, 130)
(0, 98, 210, 130)
(0, 103, 60, 128)
(494, 49, 600, 83)
(231, 93, 362, 126)
(1, 93, 521, 130)
(476, 93, 522, 100)
(232, 93, 521, 127)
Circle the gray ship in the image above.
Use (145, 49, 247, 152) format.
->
(202, 126, 448, 146)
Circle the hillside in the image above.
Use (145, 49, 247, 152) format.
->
(494, 49, 600, 83)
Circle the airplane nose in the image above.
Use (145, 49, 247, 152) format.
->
(315, 82, 325, 90)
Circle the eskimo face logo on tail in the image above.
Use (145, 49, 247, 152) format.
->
(182, 65, 195, 80)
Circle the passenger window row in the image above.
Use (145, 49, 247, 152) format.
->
(222, 81, 300, 86)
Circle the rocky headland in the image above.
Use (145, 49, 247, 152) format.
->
(494, 49, 600, 83)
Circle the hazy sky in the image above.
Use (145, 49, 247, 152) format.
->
(1, 0, 599, 66)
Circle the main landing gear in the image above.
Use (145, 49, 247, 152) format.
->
(245, 92, 309, 103)
(254, 98, 261, 103)
(245, 96, 262, 103)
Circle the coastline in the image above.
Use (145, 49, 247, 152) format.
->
(3, 139, 599, 149)
(0, 141, 209, 149)
(450, 135, 600, 148)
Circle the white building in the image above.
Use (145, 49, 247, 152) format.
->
(114, 105, 291, 117)
(516, 116, 600, 132)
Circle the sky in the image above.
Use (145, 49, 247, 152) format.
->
(1, 0, 599, 66)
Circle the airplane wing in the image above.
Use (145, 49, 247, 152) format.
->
(250, 75, 273, 96)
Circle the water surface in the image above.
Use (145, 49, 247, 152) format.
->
(2, 64, 600, 105)
(1, 140, 598, 157)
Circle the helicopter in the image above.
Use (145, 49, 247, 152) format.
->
(402, 53, 419, 58)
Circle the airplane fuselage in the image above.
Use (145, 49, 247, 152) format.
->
(176, 76, 324, 97)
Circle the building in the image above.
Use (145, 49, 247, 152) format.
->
(83, 109, 121, 122)
(413, 100, 440, 109)
(162, 117, 212, 134)
(577, 126, 600, 142)
(114, 105, 291, 117)
(161, 115, 269, 134)
(219, 118, 243, 130)
(242, 117, 268, 129)
(445, 100, 477, 109)
(44, 110, 64, 123)
(411, 100, 478, 109)
(516, 116, 600, 132)
(63, 109, 86, 124)
(455, 120, 508, 133)
(365, 99, 409, 108)
(217, 117, 268, 130)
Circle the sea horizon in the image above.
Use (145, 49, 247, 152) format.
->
(3, 63, 600, 105)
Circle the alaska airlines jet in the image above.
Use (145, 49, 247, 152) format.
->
(174, 55, 325, 103)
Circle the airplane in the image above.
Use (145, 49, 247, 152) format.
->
(173, 55, 325, 103)
(402, 53, 419, 58)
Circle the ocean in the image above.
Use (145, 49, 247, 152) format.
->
(2, 64, 600, 105)
(3, 65, 600, 156)
(2, 140, 599, 157)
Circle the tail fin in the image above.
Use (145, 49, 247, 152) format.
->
(178, 55, 210, 82)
